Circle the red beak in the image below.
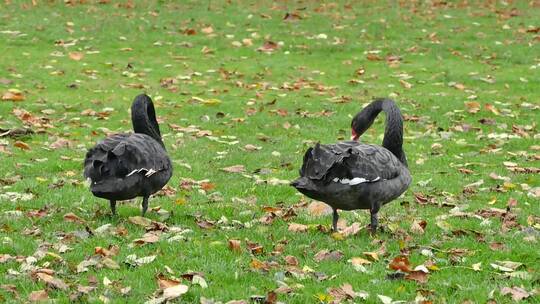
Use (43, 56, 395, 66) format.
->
(351, 128, 359, 141)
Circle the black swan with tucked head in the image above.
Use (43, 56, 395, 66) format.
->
(84, 94, 172, 216)
(291, 98, 411, 233)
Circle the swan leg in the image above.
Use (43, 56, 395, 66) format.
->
(109, 200, 117, 215)
(332, 209, 339, 232)
(141, 195, 149, 216)
(370, 212, 378, 234)
(369, 204, 380, 234)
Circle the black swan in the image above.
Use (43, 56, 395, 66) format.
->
(84, 94, 172, 216)
(291, 98, 411, 233)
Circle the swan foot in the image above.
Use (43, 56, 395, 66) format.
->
(141, 195, 149, 216)
(109, 200, 117, 216)
(332, 209, 339, 232)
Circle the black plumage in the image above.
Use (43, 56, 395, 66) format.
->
(83, 94, 172, 216)
(291, 98, 411, 233)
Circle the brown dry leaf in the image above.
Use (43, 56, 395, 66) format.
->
(284, 255, 299, 266)
(156, 273, 182, 290)
(284, 12, 302, 21)
(49, 138, 71, 149)
(201, 26, 214, 34)
(366, 53, 383, 61)
(228, 239, 241, 252)
(28, 290, 48, 302)
(221, 165, 246, 173)
(249, 259, 271, 272)
(350, 257, 372, 266)
(307, 201, 333, 216)
(246, 241, 264, 255)
(0, 254, 14, 263)
(484, 103, 500, 115)
(405, 271, 429, 284)
(257, 41, 279, 52)
(399, 79, 412, 89)
(128, 216, 152, 227)
(63, 212, 85, 224)
(35, 272, 69, 290)
(500, 286, 530, 301)
(389, 256, 412, 272)
(69, 52, 84, 61)
(314, 249, 344, 262)
(2, 90, 25, 101)
(341, 222, 362, 237)
(453, 83, 466, 90)
(288, 223, 308, 233)
(410, 219, 427, 234)
(95, 245, 120, 257)
(14, 141, 31, 150)
(196, 219, 215, 230)
(465, 102, 481, 113)
(132, 231, 160, 245)
(489, 242, 506, 251)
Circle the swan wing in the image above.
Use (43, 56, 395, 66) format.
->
(84, 133, 170, 182)
(300, 141, 401, 184)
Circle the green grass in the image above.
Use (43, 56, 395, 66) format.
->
(1, 1, 539, 303)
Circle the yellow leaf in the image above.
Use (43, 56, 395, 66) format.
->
(2, 89, 25, 101)
(363, 251, 379, 261)
(202, 98, 222, 105)
(331, 232, 345, 240)
(503, 182, 516, 190)
(175, 197, 186, 205)
(315, 293, 333, 303)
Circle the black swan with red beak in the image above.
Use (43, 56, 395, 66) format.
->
(291, 98, 411, 233)
(84, 94, 172, 216)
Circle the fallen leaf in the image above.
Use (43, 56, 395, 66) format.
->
(221, 165, 246, 173)
(363, 251, 379, 261)
(307, 201, 333, 216)
(257, 41, 279, 52)
(64, 212, 85, 224)
(314, 249, 344, 262)
(49, 138, 71, 149)
(288, 223, 308, 233)
(405, 271, 428, 284)
(389, 256, 412, 272)
(28, 290, 48, 302)
(341, 222, 362, 237)
(163, 284, 189, 300)
(14, 141, 30, 150)
(228, 239, 241, 252)
(69, 52, 84, 61)
(129, 216, 152, 227)
(377, 294, 394, 304)
(156, 273, 182, 290)
(125, 254, 156, 267)
(132, 231, 160, 246)
(500, 286, 530, 301)
(465, 101, 481, 113)
(2, 89, 25, 101)
(35, 272, 69, 290)
(410, 219, 427, 234)
(284, 255, 299, 266)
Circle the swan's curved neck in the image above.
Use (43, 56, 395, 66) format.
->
(131, 94, 165, 147)
(364, 99, 407, 166)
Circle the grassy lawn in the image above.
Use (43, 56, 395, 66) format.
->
(1, 1, 539, 303)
